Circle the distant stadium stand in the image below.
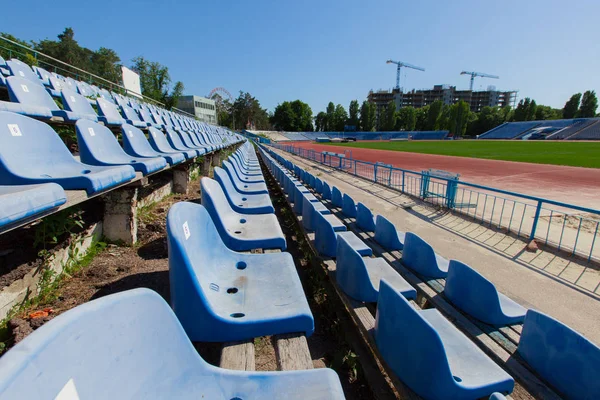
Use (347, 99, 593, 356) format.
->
(547, 119, 599, 140)
(567, 120, 600, 140)
(478, 121, 542, 139)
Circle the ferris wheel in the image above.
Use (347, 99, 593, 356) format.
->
(207, 87, 233, 103)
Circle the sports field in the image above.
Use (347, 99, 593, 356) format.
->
(319, 140, 600, 169)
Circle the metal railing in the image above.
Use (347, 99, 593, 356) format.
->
(270, 143, 600, 263)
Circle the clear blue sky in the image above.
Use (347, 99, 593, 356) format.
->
(3, 0, 599, 114)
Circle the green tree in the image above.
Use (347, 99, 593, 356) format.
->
(577, 90, 598, 118)
(426, 100, 443, 130)
(467, 106, 507, 136)
(332, 104, 348, 131)
(513, 98, 537, 121)
(359, 101, 376, 131)
(232, 91, 271, 130)
(415, 106, 429, 131)
(447, 101, 471, 137)
(535, 105, 562, 120)
(131, 56, 184, 109)
(396, 106, 417, 131)
(562, 93, 582, 119)
(348, 100, 360, 129)
(89, 47, 121, 83)
(381, 101, 397, 131)
(271, 100, 313, 131)
(315, 112, 327, 132)
(325, 102, 335, 131)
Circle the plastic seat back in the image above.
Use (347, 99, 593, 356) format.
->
(336, 234, 376, 301)
(332, 186, 343, 207)
(402, 232, 443, 277)
(445, 260, 507, 325)
(342, 194, 357, 218)
(0, 288, 214, 399)
(374, 215, 404, 250)
(375, 280, 453, 399)
(121, 104, 143, 123)
(97, 97, 125, 124)
(60, 88, 98, 120)
(356, 202, 376, 232)
(6, 60, 43, 85)
(322, 182, 332, 200)
(518, 310, 600, 399)
(0, 112, 75, 182)
(6, 76, 59, 116)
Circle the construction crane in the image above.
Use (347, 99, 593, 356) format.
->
(386, 59, 425, 90)
(460, 71, 499, 90)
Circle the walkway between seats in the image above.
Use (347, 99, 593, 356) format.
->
(270, 147, 600, 345)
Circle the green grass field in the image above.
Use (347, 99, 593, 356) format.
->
(319, 140, 600, 168)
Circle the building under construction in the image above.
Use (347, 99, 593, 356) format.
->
(368, 85, 518, 114)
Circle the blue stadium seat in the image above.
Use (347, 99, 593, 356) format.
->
(402, 232, 449, 278)
(444, 260, 526, 326)
(230, 156, 262, 177)
(46, 75, 66, 97)
(331, 186, 343, 208)
(0, 76, 60, 119)
(214, 167, 274, 214)
(139, 107, 163, 128)
(314, 211, 371, 258)
(56, 88, 99, 122)
(226, 159, 264, 183)
(322, 181, 332, 200)
(301, 195, 338, 232)
(201, 178, 286, 250)
(223, 160, 268, 194)
(374, 215, 406, 251)
(121, 124, 185, 166)
(75, 120, 167, 175)
(32, 66, 51, 86)
(0, 288, 344, 399)
(315, 177, 323, 194)
(489, 394, 507, 400)
(96, 97, 126, 126)
(356, 202, 376, 232)
(0, 56, 8, 76)
(147, 127, 196, 159)
(0, 112, 135, 194)
(178, 130, 209, 153)
(6, 60, 43, 86)
(165, 128, 202, 157)
(0, 183, 66, 229)
(292, 184, 312, 214)
(341, 194, 357, 218)
(375, 281, 514, 399)
(167, 202, 313, 341)
(517, 309, 600, 399)
(336, 235, 416, 302)
(120, 104, 147, 128)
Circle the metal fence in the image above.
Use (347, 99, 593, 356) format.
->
(270, 143, 600, 263)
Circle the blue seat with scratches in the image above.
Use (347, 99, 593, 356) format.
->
(201, 178, 286, 251)
(402, 232, 449, 278)
(356, 202, 376, 232)
(0, 183, 66, 229)
(167, 202, 313, 342)
(314, 211, 371, 258)
(0, 112, 135, 194)
(341, 194, 358, 218)
(517, 309, 600, 400)
(75, 120, 166, 176)
(214, 167, 274, 215)
(0, 288, 344, 399)
(445, 260, 526, 326)
(121, 124, 185, 166)
(223, 160, 268, 195)
(375, 280, 514, 400)
(374, 215, 406, 251)
(336, 234, 416, 303)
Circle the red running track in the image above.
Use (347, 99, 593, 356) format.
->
(286, 142, 600, 210)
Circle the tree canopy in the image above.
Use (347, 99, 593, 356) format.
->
(271, 100, 313, 131)
(131, 56, 184, 109)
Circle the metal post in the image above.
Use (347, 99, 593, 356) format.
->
(529, 201, 543, 240)
(401, 171, 405, 193)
